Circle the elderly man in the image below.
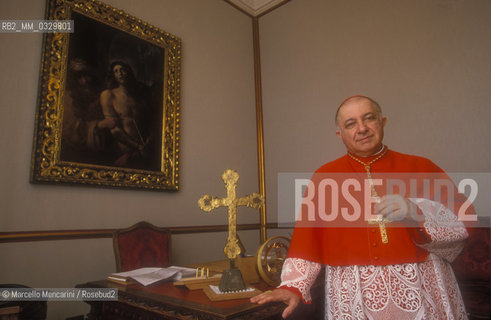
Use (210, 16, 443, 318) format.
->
(251, 95, 472, 319)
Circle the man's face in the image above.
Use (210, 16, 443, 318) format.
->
(335, 98, 386, 157)
(77, 74, 93, 87)
(113, 64, 128, 84)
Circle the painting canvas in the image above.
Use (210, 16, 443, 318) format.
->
(31, 0, 181, 191)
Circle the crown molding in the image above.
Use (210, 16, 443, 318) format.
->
(226, 0, 289, 17)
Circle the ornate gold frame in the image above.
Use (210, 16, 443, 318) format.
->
(30, 0, 181, 191)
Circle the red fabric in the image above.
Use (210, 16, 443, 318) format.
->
(116, 227, 170, 272)
(452, 227, 490, 282)
(452, 226, 490, 317)
(287, 149, 471, 266)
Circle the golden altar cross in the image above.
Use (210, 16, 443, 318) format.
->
(198, 169, 264, 260)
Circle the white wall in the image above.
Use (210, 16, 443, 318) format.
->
(259, 0, 491, 223)
(0, 0, 259, 318)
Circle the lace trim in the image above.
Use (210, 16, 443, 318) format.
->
(410, 198, 468, 262)
(279, 257, 321, 302)
(282, 199, 469, 318)
(325, 255, 467, 319)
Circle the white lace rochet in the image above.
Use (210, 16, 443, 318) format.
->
(279, 199, 469, 320)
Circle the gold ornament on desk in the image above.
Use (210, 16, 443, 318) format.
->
(256, 236, 290, 286)
(198, 169, 264, 292)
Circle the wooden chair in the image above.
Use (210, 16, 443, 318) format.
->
(113, 221, 171, 272)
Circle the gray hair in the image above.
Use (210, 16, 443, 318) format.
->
(335, 95, 382, 126)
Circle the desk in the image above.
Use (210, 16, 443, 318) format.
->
(0, 306, 20, 320)
(76, 280, 284, 320)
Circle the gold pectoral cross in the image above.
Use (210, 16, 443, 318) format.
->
(368, 214, 390, 244)
(198, 169, 264, 259)
(364, 164, 391, 244)
(348, 147, 390, 244)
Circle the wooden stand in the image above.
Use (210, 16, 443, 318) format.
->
(189, 256, 259, 284)
(203, 285, 262, 302)
(173, 274, 222, 290)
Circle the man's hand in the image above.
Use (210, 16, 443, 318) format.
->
(250, 289, 300, 319)
(374, 194, 419, 222)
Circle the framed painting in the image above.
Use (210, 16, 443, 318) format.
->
(30, 0, 181, 191)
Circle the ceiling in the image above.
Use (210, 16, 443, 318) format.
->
(226, 0, 289, 17)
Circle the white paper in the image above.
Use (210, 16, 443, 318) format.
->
(110, 266, 196, 286)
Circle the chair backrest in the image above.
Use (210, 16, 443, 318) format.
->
(113, 221, 171, 272)
(452, 226, 490, 282)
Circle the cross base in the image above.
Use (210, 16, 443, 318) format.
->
(218, 259, 247, 292)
